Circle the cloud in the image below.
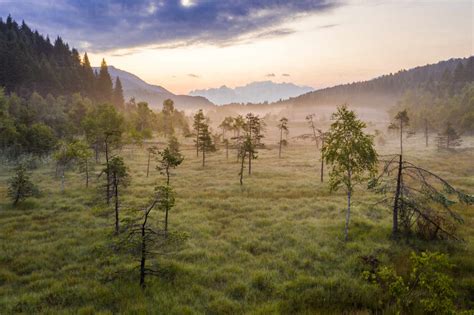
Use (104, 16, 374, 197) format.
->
(319, 23, 338, 29)
(265, 73, 276, 77)
(2, 0, 341, 52)
(282, 73, 290, 77)
(188, 73, 200, 78)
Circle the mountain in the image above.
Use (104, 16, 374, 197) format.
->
(189, 81, 313, 105)
(97, 66, 215, 111)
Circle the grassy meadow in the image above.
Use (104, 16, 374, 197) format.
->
(0, 134, 473, 314)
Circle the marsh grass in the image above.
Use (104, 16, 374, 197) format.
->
(0, 136, 473, 313)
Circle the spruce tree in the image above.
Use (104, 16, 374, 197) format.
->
(97, 58, 113, 103)
(113, 77, 125, 109)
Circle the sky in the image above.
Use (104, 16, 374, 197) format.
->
(1, 0, 473, 94)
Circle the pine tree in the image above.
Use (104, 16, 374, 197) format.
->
(198, 122, 216, 167)
(193, 109, 205, 157)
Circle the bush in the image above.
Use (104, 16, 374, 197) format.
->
(364, 251, 458, 314)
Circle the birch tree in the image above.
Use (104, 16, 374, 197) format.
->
(323, 105, 377, 241)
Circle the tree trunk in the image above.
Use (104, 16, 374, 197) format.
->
(166, 166, 170, 186)
(202, 147, 205, 167)
(248, 153, 252, 175)
(400, 120, 403, 156)
(105, 140, 111, 205)
(165, 205, 169, 235)
(139, 223, 146, 288)
(392, 154, 402, 238)
(196, 131, 199, 157)
(225, 142, 229, 160)
(344, 189, 351, 242)
(114, 179, 119, 235)
(239, 151, 245, 185)
(279, 128, 283, 158)
(320, 159, 324, 183)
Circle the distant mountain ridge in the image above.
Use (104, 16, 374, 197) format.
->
(94, 66, 215, 111)
(189, 81, 313, 105)
(271, 56, 474, 109)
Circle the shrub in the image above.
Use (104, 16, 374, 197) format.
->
(364, 251, 457, 314)
(7, 164, 39, 206)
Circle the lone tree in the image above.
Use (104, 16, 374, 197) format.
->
(323, 105, 378, 241)
(103, 156, 130, 234)
(244, 113, 264, 175)
(122, 186, 187, 289)
(436, 122, 462, 150)
(198, 122, 216, 167)
(7, 164, 38, 206)
(156, 138, 184, 185)
(277, 117, 289, 158)
(146, 145, 159, 178)
(389, 110, 410, 155)
(298, 114, 327, 182)
(219, 116, 234, 159)
(371, 155, 472, 240)
(193, 109, 206, 157)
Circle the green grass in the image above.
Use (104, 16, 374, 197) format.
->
(0, 136, 473, 314)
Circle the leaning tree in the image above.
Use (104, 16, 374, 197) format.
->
(370, 154, 472, 240)
(323, 105, 378, 241)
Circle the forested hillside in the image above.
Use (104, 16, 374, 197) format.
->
(0, 17, 190, 159)
(276, 57, 474, 109)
